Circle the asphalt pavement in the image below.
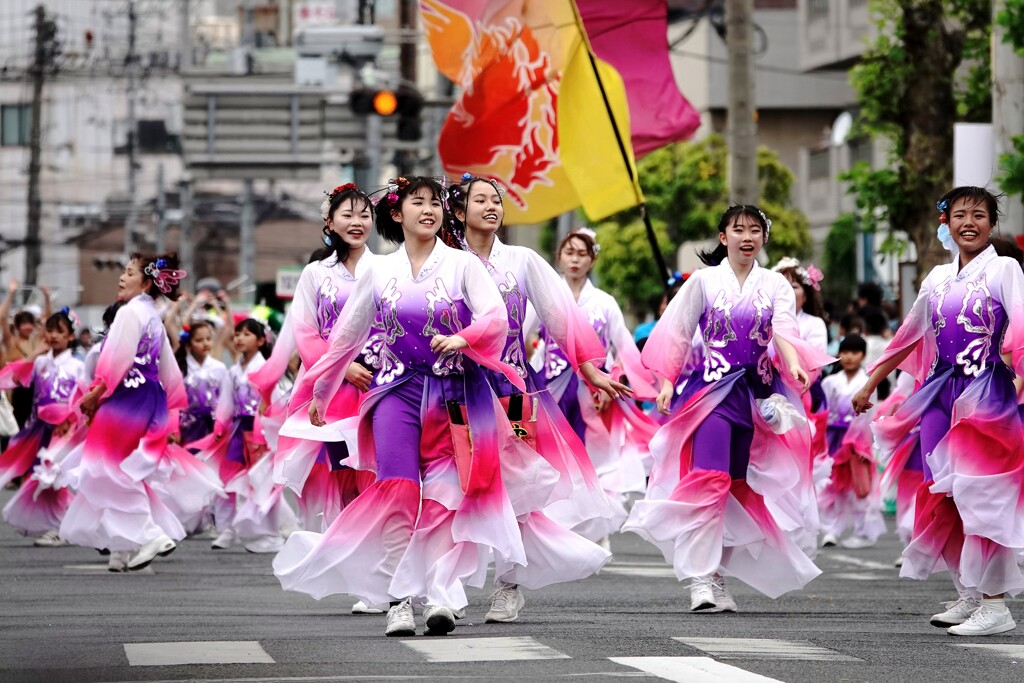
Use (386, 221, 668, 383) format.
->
(1, 488, 1022, 683)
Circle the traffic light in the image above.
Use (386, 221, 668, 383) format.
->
(349, 85, 424, 141)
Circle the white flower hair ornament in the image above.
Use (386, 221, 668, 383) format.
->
(771, 257, 823, 291)
(571, 227, 601, 254)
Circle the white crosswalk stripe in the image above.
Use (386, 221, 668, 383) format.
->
(951, 644, 1024, 659)
(612, 656, 785, 682)
(675, 637, 861, 662)
(123, 641, 275, 666)
(400, 635, 571, 662)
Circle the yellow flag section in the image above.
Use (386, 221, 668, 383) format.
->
(559, 0, 645, 222)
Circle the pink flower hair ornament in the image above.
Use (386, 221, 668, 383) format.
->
(144, 260, 187, 294)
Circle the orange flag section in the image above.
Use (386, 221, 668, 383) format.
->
(421, 0, 645, 224)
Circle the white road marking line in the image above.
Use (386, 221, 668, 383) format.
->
(601, 565, 677, 578)
(831, 572, 885, 581)
(401, 636, 570, 662)
(610, 656, 785, 682)
(951, 644, 1024, 659)
(63, 564, 153, 574)
(675, 637, 861, 662)
(826, 554, 894, 571)
(123, 641, 275, 666)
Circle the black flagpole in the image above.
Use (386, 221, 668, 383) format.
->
(569, 0, 671, 292)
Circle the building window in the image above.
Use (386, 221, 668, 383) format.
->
(809, 148, 831, 180)
(114, 119, 182, 155)
(848, 138, 873, 167)
(1, 103, 31, 146)
(807, 0, 829, 21)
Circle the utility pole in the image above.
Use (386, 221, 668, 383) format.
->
(396, 0, 417, 174)
(178, 178, 194, 283)
(179, 0, 192, 70)
(124, 0, 140, 256)
(239, 179, 255, 305)
(26, 4, 51, 286)
(725, 0, 757, 206)
(994, 0, 1024, 235)
(155, 164, 167, 253)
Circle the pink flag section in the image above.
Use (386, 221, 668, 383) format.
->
(576, 0, 700, 157)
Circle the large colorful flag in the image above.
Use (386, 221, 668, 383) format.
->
(421, 0, 700, 224)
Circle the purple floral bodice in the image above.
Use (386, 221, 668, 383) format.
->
(121, 319, 163, 389)
(699, 288, 774, 383)
(492, 270, 528, 378)
(33, 357, 78, 407)
(185, 368, 220, 418)
(231, 366, 261, 418)
(361, 276, 474, 386)
(315, 276, 348, 341)
(929, 260, 1008, 378)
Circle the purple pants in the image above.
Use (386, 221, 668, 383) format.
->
(691, 381, 754, 480)
(917, 373, 972, 481)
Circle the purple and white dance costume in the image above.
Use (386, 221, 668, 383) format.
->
(535, 278, 659, 541)
(817, 368, 886, 544)
(59, 294, 188, 551)
(623, 261, 833, 598)
(0, 349, 84, 535)
(250, 250, 376, 532)
(195, 353, 292, 541)
(274, 240, 527, 610)
(180, 354, 227, 446)
(466, 237, 613, 585)
(871, 245, 1024, 596)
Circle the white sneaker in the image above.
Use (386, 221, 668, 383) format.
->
(486, 582, 526, 623)
(385, 600, 416, 637)
(211, 528, 237, 550)
(930, 597, 981, 627)
(107, 551, 129, 573)
(244, 536, 284, 554)
(947, 602, 1016, 636)
(352, 600, 384, 615)
(690, 575, 717, 612)
(820, 533, 839, 548)
(894, 556, 904, 567)
(34, 529, 68, 547)
(708, 574, 738, 613)
(452, 607, 466, 620)
(841, 535, 876, 549)
(424, 605, 457, 636)
(127, 535, 176, 570)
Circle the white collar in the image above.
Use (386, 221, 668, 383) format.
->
(397, 238, 446, 281)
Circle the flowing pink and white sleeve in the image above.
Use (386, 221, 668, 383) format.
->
(212, 369, 235, 437)
(997, 259, 1024, 377)
(250, 266, 316, 402)
(640, 270, 704, 383)
(866, 267, 940, 383)
(604, 294, 660, 399)
(769, 277, 835, 376)
(521, 250, 604, 371)
(302, 274, 377, 418)
(158, 334, 187, 411)
(92, 303, 143, 399)
(0, 358, 35, 389)
(459, 254, 522, 390)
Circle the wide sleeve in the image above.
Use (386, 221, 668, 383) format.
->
(249, 269, 307, 403)
(0, 358, 35, 390)
(158, 333, 187, 411)
(521, 250, 604, 371)
(301, 272, 377, 417)
(804, 315, 828, 355)
(641, 270, 704, 383)
(867, 267, 939, 383)
(213, 368, 236, 432)
(605, 294, 659, 398)
(998, 259, 1024, 377)
(459, 254, 524, 390)
(770, 275, 836, 374)
(92, 303, 144, 399)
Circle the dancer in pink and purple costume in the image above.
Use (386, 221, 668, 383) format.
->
(623, 205, 834, 613)
(274, 176, 526, 637)
(59, 253, 188, 572)
(853, 187, 1024, 636)
(449, 175, 629, 623)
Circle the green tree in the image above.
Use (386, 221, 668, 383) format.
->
(594, 134, 811, 318)
(997, 1, 1024, 200)
(822, 213, 859, 305)
(844, 0, 991, 282)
